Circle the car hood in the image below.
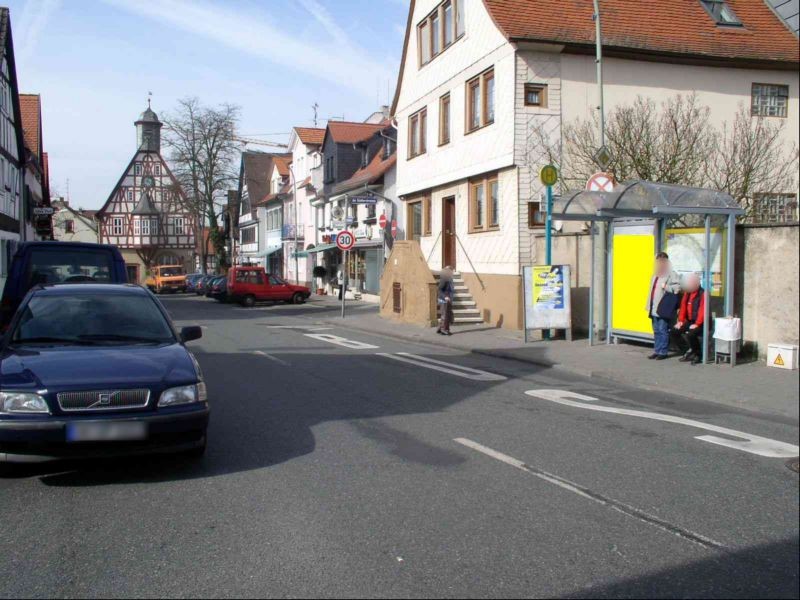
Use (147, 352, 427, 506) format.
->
(0, 344, 197, 390)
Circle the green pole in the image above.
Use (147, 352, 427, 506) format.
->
(544, 184, 553, 340)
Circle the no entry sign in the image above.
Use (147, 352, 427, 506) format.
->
(336, 230, 356, 251)
(378, 214, 387, 229)
(391, 219, 398, 237)
(586, 172, 615, 192)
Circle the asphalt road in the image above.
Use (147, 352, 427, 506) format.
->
(1, 294, 798, 599)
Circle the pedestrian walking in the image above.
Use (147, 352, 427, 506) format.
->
(646, 252, 681, 360)
(673, 273, 705, 365)
(437, 267, 455, 336)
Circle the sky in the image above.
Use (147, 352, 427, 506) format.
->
(6, 0, 409, 209)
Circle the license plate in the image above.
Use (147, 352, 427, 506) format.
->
(66, 422, 148, 443)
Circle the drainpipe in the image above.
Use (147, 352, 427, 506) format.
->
(289, 164, 300, 285)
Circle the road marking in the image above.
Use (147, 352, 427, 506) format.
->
(526, 389, 799, 458)
(454, 437, 725, 550)
(253, 350, 291, 366)
(377, 352, 506, 381)
(264, 325, 332, 331)
(304, 333, 380, 350)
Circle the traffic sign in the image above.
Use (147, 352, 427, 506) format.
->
(336, 230, 356, 251)
(331, 220, 346, 229)
(378, 214, 387, 229)
(391, 219, 398, 237)
(349, 195, 377, 205)
(593, 146, 614, 171)
(586, 172, 615, 192)
(539, 164, 558, 187)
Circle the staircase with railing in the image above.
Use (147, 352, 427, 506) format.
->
(433, 271, 484, 325)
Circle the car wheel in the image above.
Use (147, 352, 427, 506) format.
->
(242, 295, 256, 308)
(292, 292, 305, 305)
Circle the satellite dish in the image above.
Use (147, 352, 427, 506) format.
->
(332, 206, 344, 220)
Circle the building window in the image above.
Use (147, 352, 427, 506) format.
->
(750, 193, 798, 224)
(408, 107, 427, 158)
(241, 226, 256, 245)
(525, 84, 548, 107)
(325, 155, 335, 183)
(439, 93, 451, 145)
(133, 218, 141, 235)
(699, 0, 742, 26)
(408, 201, 423, 242)
(154, 164, 161, 175)
(173, 217, 185, 235)
(111, 217, 124, 236)
(528, 201, 546, 228)
(751, 83, 789, 118)
(424, 195, 432, 235)
(127, 189, 134, 202)
(65, 219, 74, 233)
(141, 218, 151, 236)
(469, 173, 499, 232)
(418, 0, 464, 67)
(134, 163, 142, 176)
(366, 203, 377, 220)
(466, 68, 494, 133)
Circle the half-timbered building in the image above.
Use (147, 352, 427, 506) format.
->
(96, 104, 195, 284)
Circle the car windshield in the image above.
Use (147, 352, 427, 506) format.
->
(26, 248, 114, 287)
(11, 293, 175, 346)
(159, 267, 185, 277)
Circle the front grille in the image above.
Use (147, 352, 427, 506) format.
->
(57, 389, 151, 412)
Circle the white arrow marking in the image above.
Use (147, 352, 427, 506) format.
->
(526, 389, 799, 458)
(304, 333, 379, 350)
(377, 352, 506, 381)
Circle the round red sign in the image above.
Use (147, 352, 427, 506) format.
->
(336, 231, 356, 251)
(378, 214, 387, 229)
(391, 219, 398, 236)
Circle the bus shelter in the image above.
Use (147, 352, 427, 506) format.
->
(551, 180, 744, 364)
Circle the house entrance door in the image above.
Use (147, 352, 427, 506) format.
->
(442, 196, 456, 270)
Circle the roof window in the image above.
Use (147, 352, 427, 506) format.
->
(700, 0, 742, 27)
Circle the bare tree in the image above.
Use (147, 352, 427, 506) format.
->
(527, 93, 798, 220)
(162, 98, 240, 273)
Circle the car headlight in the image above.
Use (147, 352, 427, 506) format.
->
(158, 383, 207, 407)
(0, 392, 50, 414)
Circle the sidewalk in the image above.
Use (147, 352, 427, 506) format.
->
(315, 298, 800, 421)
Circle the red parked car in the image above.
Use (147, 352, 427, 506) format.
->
(227, 267, 311, 307)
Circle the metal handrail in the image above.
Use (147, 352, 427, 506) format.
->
(426, 231, 442, 263)
(454, 233, 486, 290)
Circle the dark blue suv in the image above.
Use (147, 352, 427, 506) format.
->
(0, 284, 209, 465)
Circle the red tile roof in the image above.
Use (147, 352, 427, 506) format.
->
(483, 0, 799, 65)
(333, 149, 397, 194)
(19, 94, 43, 157)
(326, 121, 388, 145)
(273, 155, 292, 177)
(294, 127, 325, 146)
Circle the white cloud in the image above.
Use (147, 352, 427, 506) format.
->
(101, 0, 396, 98)
(13, 0, 62, 68)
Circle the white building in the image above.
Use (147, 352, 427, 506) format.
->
(51, 198, 98, 243)
(0, 8, 26, 292)
(392, 0, 799, 329)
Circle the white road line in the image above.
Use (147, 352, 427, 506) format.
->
(253, 351, 291, 366)
(454, 437, 726, 550)
(304, 333, 380, 350)
(377, 352, 506, 381)
(526, 389, 799, 459)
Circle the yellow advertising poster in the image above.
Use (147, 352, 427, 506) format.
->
(612, 232, 656, 337)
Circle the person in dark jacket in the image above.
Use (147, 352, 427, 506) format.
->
(646, 252, 682, 360)
(437, 267, 455, 336)
(673, 273, 705, 365)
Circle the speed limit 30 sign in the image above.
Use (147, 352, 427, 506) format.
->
(336, 231, 356, 251)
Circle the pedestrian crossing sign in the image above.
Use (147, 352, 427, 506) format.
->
(773, 354, 785, 367)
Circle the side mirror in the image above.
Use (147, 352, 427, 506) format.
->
(180, 326, 203, 343)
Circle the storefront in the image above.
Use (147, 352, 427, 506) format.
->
(349, 241, 383, 296)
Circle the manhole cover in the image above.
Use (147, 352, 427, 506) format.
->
(788, 459, 800, 473)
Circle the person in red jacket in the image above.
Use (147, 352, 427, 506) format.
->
(673, 273, 705, 365)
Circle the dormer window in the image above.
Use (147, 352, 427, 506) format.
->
(700, 0, 742, 27)
(418, 0, 464, 67)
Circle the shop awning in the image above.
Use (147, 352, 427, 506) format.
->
(293, 243, 337, 258)
(354, 239, 383, 249)
(255, 246, 283, 258)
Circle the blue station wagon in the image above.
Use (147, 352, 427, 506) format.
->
(0, 284, 209, 465)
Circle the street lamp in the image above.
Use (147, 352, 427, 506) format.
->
(593, 0, 605, 148)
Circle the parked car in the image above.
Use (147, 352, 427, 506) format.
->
(209, 277, 228, 303)
(204, 276, 223, 298)
(0, 284, 209, 466)
(0, 241, 127, 330)
(145, 265, 188, 294)
(195, 275, 216, 296)
(185, 274, 205, 293)
(227, 266, 311, 307)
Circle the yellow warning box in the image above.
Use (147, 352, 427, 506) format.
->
(767, 344, 798, 370)
(612, 229, 656, 338)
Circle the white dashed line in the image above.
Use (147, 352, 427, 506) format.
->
(377, 352, 506, 381)
(253, 351, 291, 366)
(454, 437, 725, 550)
(304, 333, 380, 350)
